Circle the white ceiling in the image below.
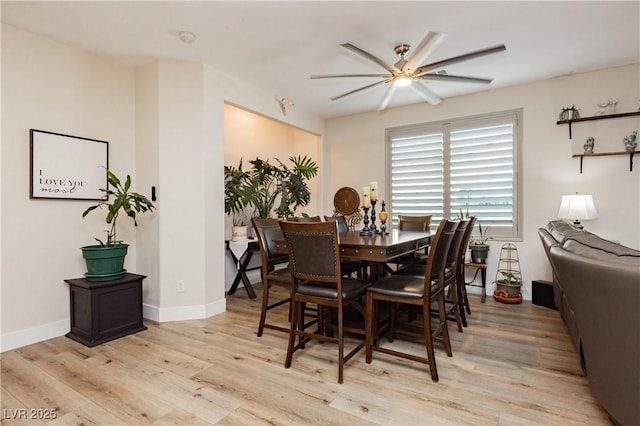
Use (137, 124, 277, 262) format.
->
(2, 1, 639, 119)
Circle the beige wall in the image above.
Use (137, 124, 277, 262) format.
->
(224, 104, 322, 228)
(324, 63, 640, 300)
(222, 104, 322, 288)
(1, 25, 138, 348)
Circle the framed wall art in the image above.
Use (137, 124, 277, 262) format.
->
(30, 129, 109, 200)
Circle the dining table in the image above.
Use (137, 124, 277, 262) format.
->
(275, 229, 432, 280)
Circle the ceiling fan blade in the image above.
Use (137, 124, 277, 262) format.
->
(378, 85, 397, 111)
(417, 73, 493, 84)
(411, 81, 443, 105)
(330, 79, 391, 101)
(341, 43, 397, 73)
(414, 44, 506, 75)
(405, 31, 446, 72)
(311, 73, 391, 79)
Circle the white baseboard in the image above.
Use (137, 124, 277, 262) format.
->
(1, 319, 69, 353)
(143, 298, 226, 323)
(1, 299, 228, 352)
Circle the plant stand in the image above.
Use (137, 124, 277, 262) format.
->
(493, 243, 523, 304)
(64, 273, 147, 347)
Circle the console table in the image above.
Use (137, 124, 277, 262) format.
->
(64, 273, 147, 347)
(226, 239, 260, 299)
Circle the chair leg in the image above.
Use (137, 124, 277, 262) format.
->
(421, 301, 439, 382)
(462, 283, 472, 315)
(365, 292, 375, 364)
(257, 282, 270, 337)
(299, 302, 306, 349)
(457, 279, 468, 327)
(387, 302, 396, 342)
(449, 282, 464, 333)
(437, 293, 453, 357)
(337, 305, 344, 384)
(285, 299, 299, 369)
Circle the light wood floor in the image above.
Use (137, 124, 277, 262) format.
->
(1, 285, 610, 425)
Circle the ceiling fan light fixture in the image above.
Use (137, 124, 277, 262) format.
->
(393, 76, 412, 87)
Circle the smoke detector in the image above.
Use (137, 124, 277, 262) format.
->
(178, 31, 196, 44)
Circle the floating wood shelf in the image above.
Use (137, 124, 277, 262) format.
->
(557, 111, 640, 139)
(572, 150, 638, 173)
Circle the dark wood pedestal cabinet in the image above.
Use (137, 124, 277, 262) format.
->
(64, 273, 147, 347)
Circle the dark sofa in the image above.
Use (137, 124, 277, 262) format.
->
(538, 220, 640, 425)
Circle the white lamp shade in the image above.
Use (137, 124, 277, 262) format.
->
(558, 194, 598, 220)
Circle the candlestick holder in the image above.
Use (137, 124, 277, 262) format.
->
(370, 199, 378, 233)
(360, 206, 373, 235)
(378, 200, 389, 235)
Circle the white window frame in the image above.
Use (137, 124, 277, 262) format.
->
(386, 109, 523, 241)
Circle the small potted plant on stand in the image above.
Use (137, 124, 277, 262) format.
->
(469, 223, 491, 264)
(495, 272, 523, 297)
(231, 208, 252, 241)
(81, 169, 155, 281)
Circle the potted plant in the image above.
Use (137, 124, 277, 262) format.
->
(495, 271, 523, 297)
(224, 155, 318, 219)
(231, 208, 252, 241)
(559, 105, 581, 121)
(584, 136, 595, 154)
(81, 169, 155, 281)
(455, 207, 470, 220)
(623, 130, 637, 153)
(469, 222, 491, 264)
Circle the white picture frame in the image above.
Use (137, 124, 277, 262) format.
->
(30, 129, 109, 200)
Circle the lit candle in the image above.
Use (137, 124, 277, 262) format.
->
(362, 186, 371, 208)
(370, 181, 378, 201)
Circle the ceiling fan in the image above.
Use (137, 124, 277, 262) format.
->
(311, 32, 506, 110)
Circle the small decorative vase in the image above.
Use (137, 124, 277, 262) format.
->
(623, 131, 637, 153)
(232, 226, 248, 241)
(584, 137, 594, 154)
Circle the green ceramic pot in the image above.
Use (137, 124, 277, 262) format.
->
(470, 244, 490, 264)
(80, 243, 128, 281)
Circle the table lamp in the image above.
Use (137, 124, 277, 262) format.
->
(557, 194, 598, 229)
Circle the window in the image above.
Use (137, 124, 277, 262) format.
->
(387, 109, 522, 240)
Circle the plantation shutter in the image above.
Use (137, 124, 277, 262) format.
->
(449, 114, 517, 233)
(389, 128, 444, 225)
(387, 110, 521, 239)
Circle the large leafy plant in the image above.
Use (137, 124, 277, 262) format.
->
(224, 155, 318, 219)
(82, 169, 155, 246)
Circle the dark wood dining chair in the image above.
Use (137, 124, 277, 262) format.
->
(396, 214, 432, 265)
(324, 215, 348, 232)
(398, 214, 432, 232)
(287, 215, 322, 222)
(279, 220, 370, 384)
(325, 215, 366, 279)
(457, 216, 477, 326)
(252, 218, 295, 337)
(365, 219, 458, 382)
(394, 218, 472, 332)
